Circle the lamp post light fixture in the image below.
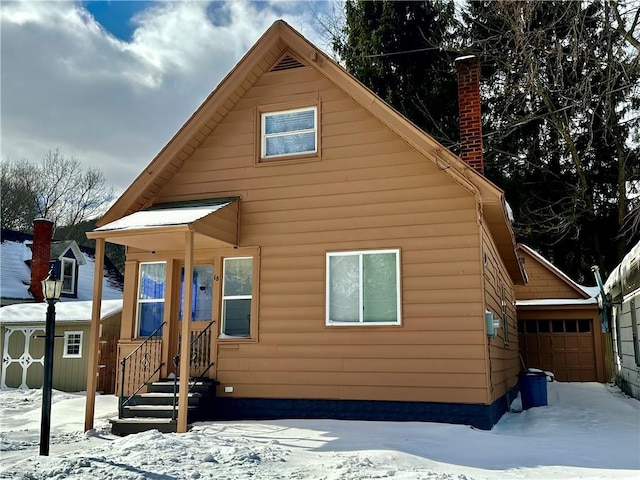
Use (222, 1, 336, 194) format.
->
(39, 273, 63, 456)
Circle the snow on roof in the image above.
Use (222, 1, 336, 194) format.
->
(605, 239, 640, 294)
(516, 298, 598, 307)
(520, 244, 598, 298)
(0, 238, 122, 302)
(0, 239, 32, 299)
(95, 201, 232, 232)
(0, 299, 122, 324)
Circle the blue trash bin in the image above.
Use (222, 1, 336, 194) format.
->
(519, 372, 548, 410)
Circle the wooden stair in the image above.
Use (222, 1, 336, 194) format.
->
(110, 378, 218, 436)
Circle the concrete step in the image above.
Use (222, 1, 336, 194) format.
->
(128, 392, 202, 407)
(110, 418, 180, 436)
(121, 404, 197, 419)
(147, 379, 218, 395)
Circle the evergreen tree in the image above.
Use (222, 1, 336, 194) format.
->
(463, 0, 639, 280)
(333, 0, 461, 150)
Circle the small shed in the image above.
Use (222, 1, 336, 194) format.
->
(0, 300, 122, 393)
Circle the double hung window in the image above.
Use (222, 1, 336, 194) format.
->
(326, 249, 401, 325)
(63, 331, 82, 358)
(261, 107, 317, 159)
(61, 258, 76, 294)
(221, 257, 253, 337)
(136, 262, 166, 337)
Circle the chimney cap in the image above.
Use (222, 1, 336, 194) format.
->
(454, 55, 477, 64)
(33, 218, 54, 225)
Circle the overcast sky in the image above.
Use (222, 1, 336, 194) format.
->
(1, 1, 339, 196)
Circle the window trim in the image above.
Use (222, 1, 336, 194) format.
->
(255, 98, 321, 165)
(261, 106, 317, 160)
(220, 256, 254, 339)
(61, 257, 77, 294)
(135, 261, 167, 338)
(325, 249, 401, 326)
(63, 331, 83, 358)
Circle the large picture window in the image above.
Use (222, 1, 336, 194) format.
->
(221, 257, 253, 337)
(137, 262, 166, 337)
(326, 249, 401, 325)
(261, 107, 317, 159)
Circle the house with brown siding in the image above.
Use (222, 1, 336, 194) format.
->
(515, 245, 605, 383)
(83, 20, 527, 434)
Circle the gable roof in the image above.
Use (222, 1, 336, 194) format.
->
(518, 244, 599, 299)
(50, 240, 87, 265)
(0, 229, 123, 303)
(97, 20, 525, 284)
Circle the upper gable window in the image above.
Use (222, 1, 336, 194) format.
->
(261, 107, 317, 159)
(61, 258, 76, 294)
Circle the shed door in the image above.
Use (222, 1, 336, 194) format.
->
(518, 319, 597, 382)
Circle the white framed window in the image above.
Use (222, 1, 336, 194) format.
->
(61, 258, 76, 294)
(221, 257, 253, 337)
(136, 262, 166, 337)
(326, 249, 401, 326)
(261, 106, 317, 159)
(63, 331, 83, 358)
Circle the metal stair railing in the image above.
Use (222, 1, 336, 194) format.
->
(172, 319, 216, 421)
(118, 321, 166, 418)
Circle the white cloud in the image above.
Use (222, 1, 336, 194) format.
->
(1, 0, 334, 197)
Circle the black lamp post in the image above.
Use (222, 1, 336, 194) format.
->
(39, 274, 63, 456)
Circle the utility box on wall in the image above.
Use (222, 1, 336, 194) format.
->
(485, 310, 500, 338)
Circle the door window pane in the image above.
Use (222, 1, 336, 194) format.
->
(180, 265, 214, 321)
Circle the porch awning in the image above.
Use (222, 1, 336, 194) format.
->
(87, 198, 239, 251)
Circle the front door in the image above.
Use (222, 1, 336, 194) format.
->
(170, 264, 218, 380)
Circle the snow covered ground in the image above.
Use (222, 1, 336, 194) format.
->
(0, 382, 638, 479)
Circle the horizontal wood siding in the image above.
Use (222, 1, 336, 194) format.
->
(151, 65, 488, 404)
(515, 250, 584, 300)
(482, 224, 519, 402)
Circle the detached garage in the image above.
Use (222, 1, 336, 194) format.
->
(516, 245, 605, 382)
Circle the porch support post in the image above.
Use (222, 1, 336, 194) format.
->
(177, 230, 194, 433)
(84, 238, 105, 432)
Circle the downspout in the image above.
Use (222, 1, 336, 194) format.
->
(590, 265, 610, 333)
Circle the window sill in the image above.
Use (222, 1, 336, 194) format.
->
(326, 322, 402, 327)
(256, 152, 320, 166)
(217, 333, 257, 343)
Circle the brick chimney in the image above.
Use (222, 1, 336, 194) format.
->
(455, 55, 484, 175)
(29, 218, 54, 302)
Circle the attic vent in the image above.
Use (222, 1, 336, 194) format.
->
(270, 54, 305, 72)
